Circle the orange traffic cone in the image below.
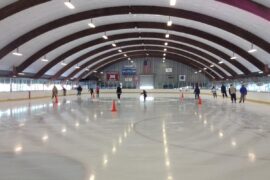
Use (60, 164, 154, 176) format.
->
(198, 97, 202, 105)
(111, 100, 117, 112)
(55, 96, 58, 104)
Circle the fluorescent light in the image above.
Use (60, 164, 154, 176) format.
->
(248, 48, 257, 53)
(210, 64, 214, 67)
(194, 72, 198, 74)
(204, 68, 207, 70)
(61, 61, 67, 66)
(93, 70, 97, 73)
(258, 71, 263, 74)
(88, 22, 96, 28)
(165, 33, 170, 38)
(167, 17, 173, 26)
(118, 49, 122, 53)
(218, 61, 223, 64)
(163, 53, 166, 56)
(164, 42, 168, 46)
(41, 56, 49, 62)
(85, 68, 89, 71)
(112, 43, 116, 47)
(100, 72, 104, 74)
(18, 72, 25, 75)
(102, 35, 108, 40)
(170, 0, 176, 6)
(75, 65, 80, 69)
(230, 56, 237, 60)
(13, 52, 23, 56)
(248, 43, 257, 53)
(164, 48, 167, 51)
(64, 1, 75, 9)
(13, 48, 23, 56)
(124, 54, 127, 57)
(128, 57, 131, 60)
(199, 70, 202, 73)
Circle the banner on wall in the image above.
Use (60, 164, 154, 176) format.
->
(165, 68, 173, 73)
(179, 75, 186, 81)
(122, 66, 137, 76)
(106, 72, 119, 81)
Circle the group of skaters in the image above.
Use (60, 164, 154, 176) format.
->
(195, 83, 248, 103)
(52, 84, 148, 102)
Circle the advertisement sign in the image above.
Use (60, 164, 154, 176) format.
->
(122, 67, 136, 76)
(165, 68, 173, 73)
(106, 72, 119, 81)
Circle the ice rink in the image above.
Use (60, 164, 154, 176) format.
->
(0, 94, 270, 180)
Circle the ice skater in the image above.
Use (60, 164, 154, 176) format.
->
(96, 86, 100, 98)
(89, 88, 94, 98)
(239, 84, 247, 103)
(221, 84, 228, 98)
(194, 84, 200, 99)
(116, 85, 122, 101)
(211, 86, 217, 98)
(77, 85, 82, 96)
(52, 85, 58, 101)
(62, 86, 67, 96)
(229, 84, 237, 103)
(141, 90, 147, 101)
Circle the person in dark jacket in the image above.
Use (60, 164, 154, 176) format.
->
(141, 90, 147, 101)
(221, 84, 228, 98)
(239, 84, 247, 103)
(116, 86, 122, 100)
(194, 84, 200, 99)
(89, 88, 94, 98)
(77, 85, 82, 96)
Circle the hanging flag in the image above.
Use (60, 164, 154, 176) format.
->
(143, 60, 151, 74)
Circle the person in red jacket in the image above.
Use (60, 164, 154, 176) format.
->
(96, 86, 100, 98)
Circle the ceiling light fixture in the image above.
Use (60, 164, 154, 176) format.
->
(167, 16, 173, 26)
(163, 53, 166, 56)
(164, 42, 168, 46)
(41, 55, 49, 62)
(165, 32, 170, 38)
(112, 43, 117, 47)
(164, 48, 167, 52)
(210, 64, 215, 67)
(64, 0, 75, 9)
(88, 19, 96, 28)
(248, 43, 257, 53)
(124, 54, 127, 57)
(218, 61, 223, 64)
(230, 52, 237, 60)
(102, 32, 108, 40)
(75, 64, 80, 69)
(204, 67, 207, 70)
(12, 48, 23, 56)
(61, 61, 67, 66)
(118, 49, 122, 53)
(170, 0, 176, 6)
(18, 72, 25, 76)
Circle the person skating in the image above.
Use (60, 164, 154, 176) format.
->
(89, 88, 94, 98)
(62, 86, 67, 96)
(221, 84, 228, 98)
(229, 84, 237, 103)
(141, 90, 147, 101)
(52, 85, 58, 101)
(96, 86, 100, 98)
(239, 84, 247, 103)
(194, 84, 200, 99)
(77, 85, 82, 96)
(211, 86, 217, 98)
(116, 85, 122, 100)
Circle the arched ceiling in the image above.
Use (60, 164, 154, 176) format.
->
(0, 0, 269, 81)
